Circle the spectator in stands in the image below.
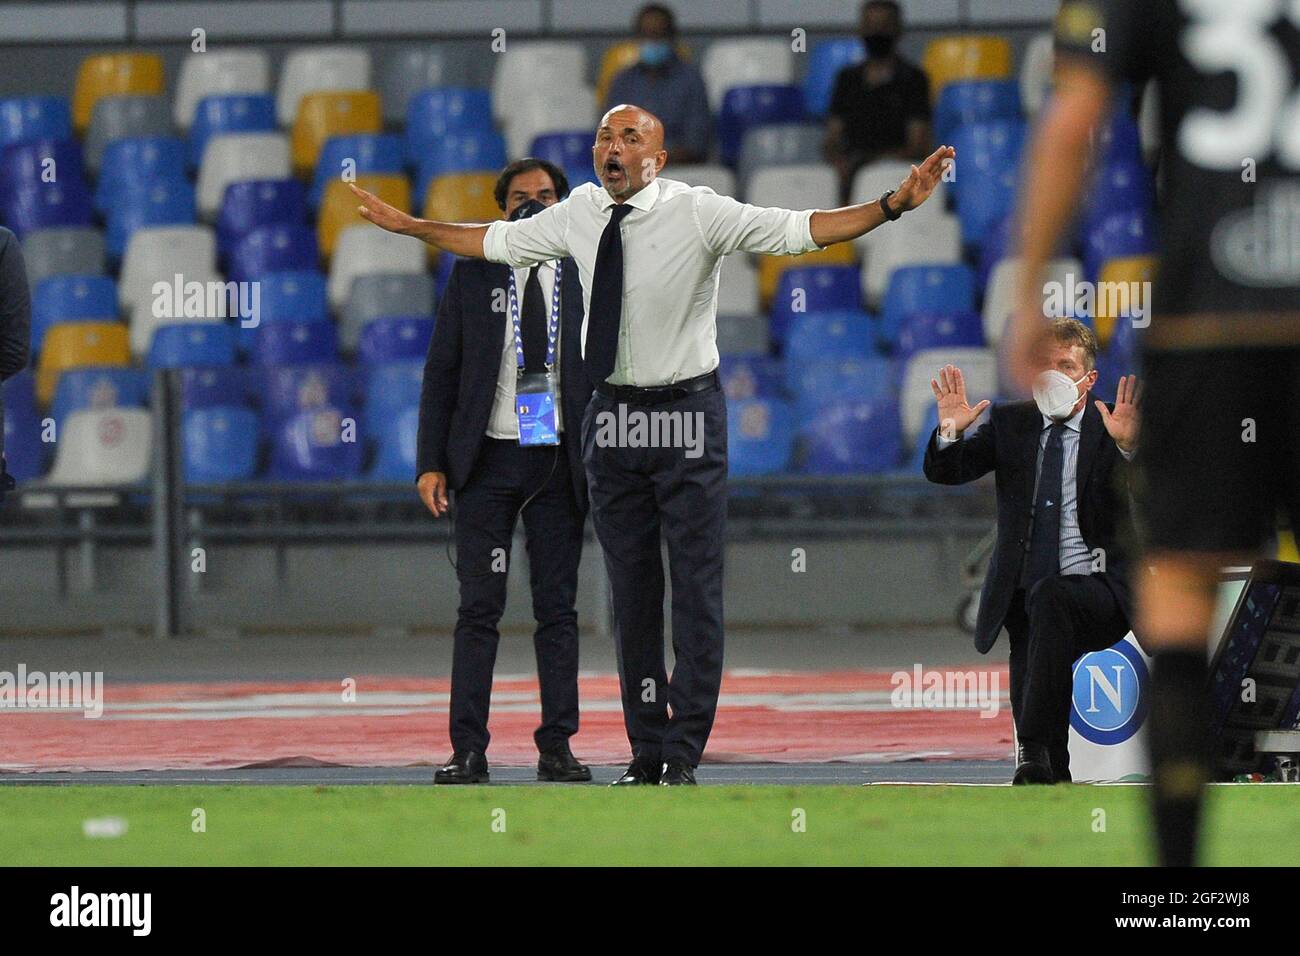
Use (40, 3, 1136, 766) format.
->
(824, 0, 933, 201)
(605, 3, 711, 164)
(416, 158, 594, 786)
(0, 226, 32, 501)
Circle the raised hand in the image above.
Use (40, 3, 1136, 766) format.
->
(929, 364, 990, 439)
(350, 182, 416, 235)
(894, 144, 956, 211)
(1096, 374, 1140, 454)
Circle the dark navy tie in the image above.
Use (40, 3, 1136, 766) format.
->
(584, 203, 635, 383)
(519, 265, 547, 373)
(1021, 423, 1066, 590)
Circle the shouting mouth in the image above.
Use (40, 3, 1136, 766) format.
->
(603, 159, 626, 185)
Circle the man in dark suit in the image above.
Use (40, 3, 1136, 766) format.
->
(0, 226, 32, 501)
(923, 318, 1139, 784)
(416, 159, 594, 784)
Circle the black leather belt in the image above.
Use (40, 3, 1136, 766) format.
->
(594, 370, 719, 406)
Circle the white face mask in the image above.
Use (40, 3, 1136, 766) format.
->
(1033, 369, 1088, 422)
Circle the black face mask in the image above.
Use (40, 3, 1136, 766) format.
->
(509, 198, 548, 221)
(862, 33, 897, 58)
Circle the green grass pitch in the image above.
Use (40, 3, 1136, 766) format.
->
(2, 784, 1295, 866)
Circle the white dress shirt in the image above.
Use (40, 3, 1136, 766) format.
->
(482, 177, 821, 386)
(486, 260, 563, 439)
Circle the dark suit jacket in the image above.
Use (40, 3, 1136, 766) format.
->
(416, 256, 592, 513)
(0, 227, 32, 462)
(923, 397, 1135, 654)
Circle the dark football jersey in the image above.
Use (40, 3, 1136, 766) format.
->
(1056, 0, 1300, 344)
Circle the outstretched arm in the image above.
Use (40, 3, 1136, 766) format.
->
(808, 144, 954, 247)
(350, 182, 490, 259)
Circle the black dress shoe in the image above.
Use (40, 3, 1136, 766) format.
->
(659, 761, 697, 786)
(434, 750, 489, 784)
(610, 756, 662, 786)
(1012, 742, 1055, 785)
(1051, 749, 1073, 783)
(537, 743, 592, 782)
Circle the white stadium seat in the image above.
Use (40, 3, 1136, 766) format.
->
(196, 132, 291, 220)
(118, 226, 218, 312)
(701, 39, 794, 109)
(860, 213, 963, 306)
(173, 49, 271, 129)
(668, 164, 736, 198)
(1020, 32, 1055, 117)
(276, 46, 372, 126)
(328, 226, 425, 310)
(982, 256, 1085, 346)
(491, 42, 587, 125)
(850, 158, 949, 227)
(900, 347, 998, 444)
(746, 163, 838, 214)
(716, 254, 759, 316)
(504, 86, 597, 162)
(47, 408, 152, 486)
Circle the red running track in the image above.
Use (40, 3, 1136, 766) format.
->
(0, 668, 1012, 772)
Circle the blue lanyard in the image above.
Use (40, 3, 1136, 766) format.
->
(508, 262, 563, 373)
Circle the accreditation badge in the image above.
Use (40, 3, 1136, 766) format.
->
(515, 371, 560, 446)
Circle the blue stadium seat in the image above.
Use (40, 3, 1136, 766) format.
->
(269, 405, 363, 481)
(260, 363, 355, 426)
(770, 265, 863, 350)
(717, 85, 805, 167)
(1083, 160, 1155, 233)
(105, 179, 196, 262)
(368, 404, 419, 479)
(31, 274, 117, 352)
(879, 264, 977, 347)
(934, 80, 1022, 146)
(976, 212, 1016, 294)
(406, 87, 494, 160)
(183, 406, 260, 482)
(1096, 110, 1143, 168)
(414, 129, 507, 205)
(2, 371, 45, 480)
(719, 354, 785, 401)
(228, 223, 319, 283)
(728, 397, 796, 476)
(216, 179, 308, 258)
(797, 398, 902, 474)
(787, 357, 895, 415)
(255, 270, 329, 325)
(253, 319, 339, 366)
(3, 368, 38, 420)
(179, 365, 253, 410)
(784, 310, 873, 370)
(93, 136, 187, 215)
(803, 38, 864, 117)
(147, 322, 237, 368)
(310, 133, 406, 208)
(528, 130, 599, 189)
(894, 310, 984, 362)
(0, 139, 88, 201)
(363, 359, 424, 431)
(0, 96, 72, 147)
(50, 366, 149, 426)
(1, 181, 92, 238)
(356, 316, 434, 365)
(951, 118, 1026, 247)
(188, 93, 276, 168)
(908, 403, 942, 472)
(1083, 210, 1158, 280)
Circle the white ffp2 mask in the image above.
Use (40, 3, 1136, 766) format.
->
(1033, 369, 1088, 421)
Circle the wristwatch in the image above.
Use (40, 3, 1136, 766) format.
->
(879, 189, 903, 221)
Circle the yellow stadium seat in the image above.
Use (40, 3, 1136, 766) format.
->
(290, 90, 383, 176)
(72, 53, 165, 133)
(319, 174, 410, 259)
(422, 172, 501, 223)
(921, 35, 1012, 102)
(596, 41, 693, 107)
(1092, 254, 1157, 347)
(757, 243, 856, 308)
(37, 322, 131, 406)
(1278, 528, 1299, 563)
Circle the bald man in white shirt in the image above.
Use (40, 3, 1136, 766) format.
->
(352, 104, 953, 785)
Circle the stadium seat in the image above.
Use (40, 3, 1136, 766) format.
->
(422, 171, 500, 224)
(1095, 110, 1144, 168)
(256, 270, 329, 325)
(173, 49, 271, 130)
(715, 313, 770, 357)
(72, 52, 165, 133)
(1083, 210, 1158, 281)
(356, 316, 434, 366)
(31, 274, 117, 352)
(1019, 33, 1055, 117)
(343, 273, 434, 350)
(363, 359, 424, 430)
(22, 227, 105, 285)
(196, 132, 292, 220)
(908, 403, 942, 472)
(784, 310, 873, 370)
(727, 397, 796, 476)
(769, 265, 863, 350)
(276, 46, 373, 127)
(701, 39, 794, 110)
(118, 225, 217, 312)
(252, 318, 340, 366)
(746, 164, 838, 222)
(921, 35, 1012, 102)
(788, 357, 895, 415)
(84, 94, 170, 173)
(260, 363, 354, 425)
(529, 130, 600, 189)
(720, 354, 785, 401)
(716, 85, 804, 167)
(51, 366, 149, 428)
(1083, 159, 1155, 233)
(850, 158, 949, 228)
(93, 136, 187, 215)
(895, 310, 984, 362)
(717, 254, 758, 315)
(0, 139, 88, 202)
(310, 133, 405, 207)
(757, 242, 855, 309)
(183, 406, 260, 482)
(1092, 254, 1157, 347)
(860, 212, 963, 306)
(796, 398, 902, 474)
(46, 406, 152, 486)
(228, 222, 319, 284)
(290, 90, 382, 177)
(491, 42, 587, 125)
(736, 123, 823, 193)
(933, 79, 1022, 146)
(128, 295, 227, 359)
(368, 404, 419, 480)
(36, 320, 130, 406)
(899, 347, 997, 443)
(3, 372, 46, 480)
(188, 93, 277, 168)
(405, 87, 495, 159)
(268, 405, 363, 481)
(216, 178, 308, 258)
(668, 164, 736, 197)
(0, 96, 72, 148)
(2, 181, 93, 239)
(982, 256, 1086, 346)
(803, 38, 865, 117)
(413, 129, 507, 205)
(319, 174, 410, 259)
(146, 322, 237, 368)
(105, 179, 196, 263)
(179, 365, 253, 410)
(951, 118, 1027, 247)
(504, 88, 597, 161)
(379, 45, 463, 125)
(879, 264, 977, 347)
